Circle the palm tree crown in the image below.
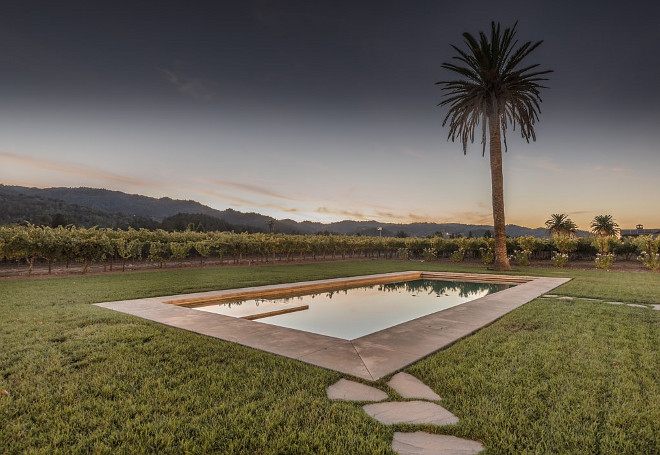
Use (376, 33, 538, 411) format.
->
(438, 21, 552, 155)
(545, 213, 578, 237)
(590, 215, 619, 236)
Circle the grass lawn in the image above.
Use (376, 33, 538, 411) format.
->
(1, 261, 658, 454)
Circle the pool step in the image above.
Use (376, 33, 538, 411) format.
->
(241, 305, 309, 320)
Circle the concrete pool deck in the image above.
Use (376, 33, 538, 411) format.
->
(94, 271, 570, 381)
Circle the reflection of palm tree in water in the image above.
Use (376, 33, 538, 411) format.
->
(379, 280, 510, 298)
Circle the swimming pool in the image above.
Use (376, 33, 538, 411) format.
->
(98, 271, 569, 380)
(192, 279, 512, 339)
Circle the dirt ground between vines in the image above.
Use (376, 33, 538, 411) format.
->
(1, 256, 655, 279)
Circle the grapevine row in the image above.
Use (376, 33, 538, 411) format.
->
(1, 224, 658, 275)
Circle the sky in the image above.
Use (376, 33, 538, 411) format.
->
(1, 0, 659, 230)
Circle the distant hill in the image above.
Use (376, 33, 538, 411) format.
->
(0, 184, 564, 237)
(0, 189, 160, 229)
(0, 185, 224, 220)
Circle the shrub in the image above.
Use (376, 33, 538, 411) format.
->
(479, 238, 495, 265)
(614, 239, 639, 260)
(634, 235, 660, 270)
(595, 252, 616, 270)
(637, 251, 660, 271)
(422, 247, 437, 261)
(510, 249, 531, 266)
(479, 247, 494, 265)
(397, 248, 409, 260)
(592, 236, 619, 255)
(517, 236, 537, 252)
(553, 235, 577, 254)
(575, 237, 598, 258)
(552, 252, 569, 268)
(450, 248, 465, 263)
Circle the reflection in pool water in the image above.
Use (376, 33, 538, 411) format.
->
(194, 279, 512, 340)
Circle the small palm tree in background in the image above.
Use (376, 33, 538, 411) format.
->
(591, 214, 619, 237)
(545, 213, 578, 237)
(437, 22, 552, 270)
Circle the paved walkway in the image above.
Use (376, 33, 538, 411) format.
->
(326, 373, 484, 454)
(95, 272, 569, 380)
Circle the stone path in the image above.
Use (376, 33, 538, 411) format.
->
(326, 375, 484, 454)
(542, 295, 657, 310)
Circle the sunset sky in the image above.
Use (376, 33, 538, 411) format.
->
(1, 0, 659, 230)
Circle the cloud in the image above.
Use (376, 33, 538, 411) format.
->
(195, 177, 297, 201)
(0, 150, 160, 189)
(375, 211, 398, 219)
(317, 206, 368, 219)
(442, 210, 493, 225)
(196, 188, 261, 207)
(406, 212, 430, 222)
(159, 68, 215, 101)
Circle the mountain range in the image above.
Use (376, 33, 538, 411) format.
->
(0, 184, 562, 237)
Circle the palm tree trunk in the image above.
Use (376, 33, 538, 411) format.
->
(489, 114, 512, 271)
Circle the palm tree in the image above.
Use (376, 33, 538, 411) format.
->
(590, 214, 619, 236)
(545, 213, 578, 237)
(437, 22, 551, 270)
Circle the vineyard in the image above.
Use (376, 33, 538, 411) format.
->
(1, 224, 659, 275)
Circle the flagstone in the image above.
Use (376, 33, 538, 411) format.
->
(392, 431, 484, 455)
(388, 372, 441, 401)
(363, 401, 458, 426)
(326, 378, 387, 402)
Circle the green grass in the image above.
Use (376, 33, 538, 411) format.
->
(1, 261, 658, 453)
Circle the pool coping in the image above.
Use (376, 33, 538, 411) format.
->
(94, 271, 570, 381)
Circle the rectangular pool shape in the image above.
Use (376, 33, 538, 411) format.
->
(97, 272, 570, 380)
(192, 279, 513, 339)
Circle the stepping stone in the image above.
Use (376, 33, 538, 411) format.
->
(581, 298, 601, 301)
(326, 378, 387, 402)
(605, 301, 624, 305)
(652, 305, 660, 311)
(363, 401, 458, 426)
(557, 296, 574, 301)
(542, 294, 559, 298)
(388, 372, 441, 401)
(627, 304, 648, 309)
(392, 431, 484, 454)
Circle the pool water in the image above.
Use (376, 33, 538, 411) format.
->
(194, 279, 512, 339)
